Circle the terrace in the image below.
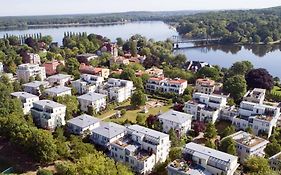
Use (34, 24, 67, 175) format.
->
(168, 159, 212, 175)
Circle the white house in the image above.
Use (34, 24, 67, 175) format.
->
(226, 131, 269, 163)
(146, 77, 187, 95)
(180, 142, 239, 175)
(11, 92, 39, 115)
(23, 81, 49, 95)
(0, 62, 3, 73)
(195, 78, 222, 95)
(78, 92, 107, 113)
(243, 88, 266, 104)
(17, 63, 46, 83)
(71, 74, 104, 95)
(44, 86, 72, 97)
(158, 110, 192, 136)
(184, 92, 227, 123)
(67, 114, 101, 135)
(110, 124, 170, 174)
(46, 74, 72, 86)
(31, 100, 66, 131)
(91, 122, 126, 148)
(269, 152, 281, 171)
(103, 78, 134, 103)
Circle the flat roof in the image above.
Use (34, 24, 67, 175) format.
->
(11, 91, 39, 99)
(34, 100, 65, 108)
(228, 131, 268, 148)
(23, 81, 49, 88)
(158, 110, 192, 124)
(45, 86, 71, 94)
(127, 124, 169, 139)
(67, 114, 100, 128)
(47, 74, 71, 80)
(92, 122, 125, 139)
(78, 92, 107, 102)
(185, 142, 238, 163)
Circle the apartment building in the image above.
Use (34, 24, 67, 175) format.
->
(110, 124, 170, 174)
(71, 74, 105, 95)
(78, 92, 107, 113)
(11, 92, 39, 115)
(22, 53, 41, 64)
(23, 81, 49, 95)
(145, 67, 164, 77)
(146, 77, 187, 95)
(43, 60, 65, 76)
(44, 86, 72, 97)
(67, 114, 101, 135)
(91, 122, 126, 148)
(17, 63, 46, 83)
(179, 142, 239, 175)
(46, 74, 72, 86)
(269, 152, 281, 171)
(184, 92, 227, 123)
(195, 78, 222, 95)
(98, 78, 134, 103)
(31, 100, 66, 130)
(76, 53, 98, 64)
(243, 88, 266, 104)
(79, 63, 110, 78)
(226, 131, 269, 163)
(158, 110, 192, 136)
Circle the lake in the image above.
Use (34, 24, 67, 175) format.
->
(0, 21, 281, 78)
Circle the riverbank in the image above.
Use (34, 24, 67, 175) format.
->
(0, 21, 129, 31)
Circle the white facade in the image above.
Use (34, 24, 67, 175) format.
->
(23, 81, 49, 95)
(31, 100, 66, 130)
(146, 77, 187, 95)
(67, 114, 101, 135)
(91, 122, 126, 148)
(158, 110, 192, 136)
(47, 74, 72, 86)
(243, 88, 266, 104)
(71, 74, 104, 95)
(110, 124, 170, 174)
(11, 92, 39, 115)
(78, 92, 107, 113)
(182, 142, 239, 175)
(105, 78, 134, 103)
(44, 86, 72, 97)
(184, 92, 227, 123)
(17, 63, 46, 83)
(226, 131, 269, 163)
(0, 62, 3, 73)
(195, 78, 222, 95)
(269, 152, 281, 171)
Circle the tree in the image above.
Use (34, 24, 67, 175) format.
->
(223, 75, 247, 101)
(265, 140, 281, 157)
(219, 137, 236, 155)
(120, 67, 136, 81)
(264, 36, 273, 44)
(56, 95, 79, 120)
(204, 123, 217, 139)
(221, 125, 235, 138)
(246, 68, 274, 90)
(228, 61, 253, 76)
(116, 37, 124, 47)
(133, 77, 144, 90)
(136, 114, 146, 126)
(193, 121, 206, 136)
(130, 40, 138, 57)
(65, 58, 80, 77)
(197, 67, 220, 81)
(246, 127, 254, 134)
(131, 90, 146, 108)
(169, 147, 182, 161)
(244, 156, 274, 174)
(169, 129, 180, 147)
(205, 139, 216, 149)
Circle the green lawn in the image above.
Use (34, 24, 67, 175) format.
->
(271, 86, 281, 95)
(104, 103, 172, 123)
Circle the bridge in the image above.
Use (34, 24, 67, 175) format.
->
(171, 35, 221, 49)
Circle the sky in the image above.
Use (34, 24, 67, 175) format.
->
(0, 0, 281, 16)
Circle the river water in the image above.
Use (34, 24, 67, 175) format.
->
(0, 21, 280, 78)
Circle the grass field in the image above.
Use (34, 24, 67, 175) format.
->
(102, 101, 172, 123)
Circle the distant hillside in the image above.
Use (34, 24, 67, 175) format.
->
(0, 10, 207, 30)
